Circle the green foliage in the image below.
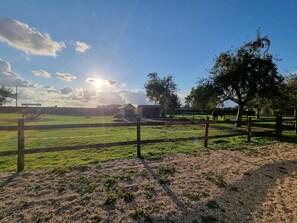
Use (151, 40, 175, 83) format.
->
(185, 80, 219, 110)
(157, 165, 176, 175)
(104, 193, 117, 206)
(128, 208, 153, 222)
(33, 212, 52, 223)
(144, 73, 180, 116)
(183, 191, 200, 201)
(118, 189, 134, 203)
(103, 177, 117, 190)
(0, 84, 15, 106)
(205, 172, 227, 188)
(90, 215, 103, 223)
(144, 183, 155, 199)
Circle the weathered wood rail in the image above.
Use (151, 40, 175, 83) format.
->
(0, 116, 296, 172)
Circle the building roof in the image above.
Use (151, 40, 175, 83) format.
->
(119, 103, 136, 109)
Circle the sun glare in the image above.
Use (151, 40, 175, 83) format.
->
(93, 79, 104, 88)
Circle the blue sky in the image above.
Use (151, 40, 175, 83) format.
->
(0, 0, 297, 107)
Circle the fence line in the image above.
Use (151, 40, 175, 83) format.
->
(0, 116, 296, 172)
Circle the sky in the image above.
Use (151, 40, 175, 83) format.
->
(0, 0, 297, 107)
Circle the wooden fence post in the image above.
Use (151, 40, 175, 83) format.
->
(17, 118, 25, 172)
(136, 117, 141, 158)
(276, 116, 282, 137)
(247, 117, 252, 142)
(204, 117, 209, 148)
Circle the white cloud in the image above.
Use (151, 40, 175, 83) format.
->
(32, 69, 51, 78)
(0, 17, 65, 56)
(56, 72, 77, 81)
(118, 89, 149, 104)
(0, 58, 37, 87)
(86, 78, 117, 88)
(74, 41, 91, 53)
(61, 87, 73, 94)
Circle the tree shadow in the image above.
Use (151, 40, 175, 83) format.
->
(175, 159, 297, 222)
(140, 159, 187, 213)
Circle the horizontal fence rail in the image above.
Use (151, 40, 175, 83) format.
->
(0, 116, 296, 172)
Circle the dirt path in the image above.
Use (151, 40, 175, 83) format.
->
(0, 143, 296, 222)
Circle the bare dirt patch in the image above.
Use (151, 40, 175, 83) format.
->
(0, 143, 296, 222)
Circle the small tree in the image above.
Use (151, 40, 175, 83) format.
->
(0, 84, 15, 106)
(185, 80, 219, 113)
(144, 73, 180, 117)
(210, 30, 283, 126)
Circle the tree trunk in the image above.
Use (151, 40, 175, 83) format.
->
(256, 108, 260, 119)
(235, 105, 244, 127)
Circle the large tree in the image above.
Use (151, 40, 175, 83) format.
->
(0, 84, 15, 106)
(185, 80, 219, 113)
(210, 31, 283, 126)
(144, 73, 180, 117)
(285, 74, 297, 117)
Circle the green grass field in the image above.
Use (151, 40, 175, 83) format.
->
(0, 113, 296, 172)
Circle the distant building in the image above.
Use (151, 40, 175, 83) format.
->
(137, 105, 160, 118)
(118, 104, 136, 117)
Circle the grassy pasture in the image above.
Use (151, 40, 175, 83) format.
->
(0, 113, 295, 172)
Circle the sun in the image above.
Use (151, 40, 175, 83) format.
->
(93, 79, 104, 88)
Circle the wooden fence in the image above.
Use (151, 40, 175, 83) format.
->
(0, 116, 296, 172)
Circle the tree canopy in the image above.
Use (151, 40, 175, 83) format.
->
(0, 84, 15, 106)
(209, 31, 283, 126)
(144, 73, 180, 117)
(185, 79, 218, 112)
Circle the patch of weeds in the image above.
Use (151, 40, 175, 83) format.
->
(52, 166, 70, 175)
(103, 176, 117, 190)
(77, 182, 96, 195)
(243, 172, 251, 176)
(90, 215, 102, 222)
(0, 212, 4, 220)
(143, 152, 162, 160)
(104, 193, 117, 206)
(159, 175, 170, 185)
(206, 200, 219, 209)
(33, 212, 52, 222)
(157, 165, 176, 175)
(118, 189, 134, 203)
(75, 165, 90, 172)
(18, 200, 29, 208)
(144, 183, 155, 199)
(205, 172, 227, 188)
(128, 208, 153, 222)
(200, 214, 218, 223)
(119, 172, 133, 183)
(184, 191, 200, 201)
(201, 191, 210, 197)
(57, 184, 67, 193)
(140, 169, 149, 178)
(79, 195, 91, 205)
